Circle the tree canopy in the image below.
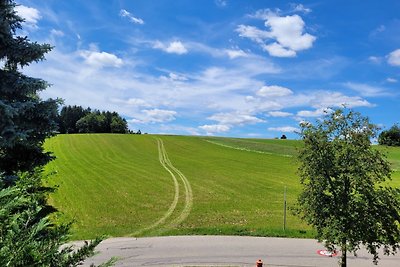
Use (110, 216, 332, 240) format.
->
(378, 124, 400, 146)
(58, 105, 128, 134)
(297, 108, 400, 267)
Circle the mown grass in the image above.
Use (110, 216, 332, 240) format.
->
(44, 134, 400, 240)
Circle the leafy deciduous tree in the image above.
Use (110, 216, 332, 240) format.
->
(378, 124, 400, 147)
(297, 108, 400, 267)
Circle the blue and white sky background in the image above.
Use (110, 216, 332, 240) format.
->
(15, 0, 400, 138)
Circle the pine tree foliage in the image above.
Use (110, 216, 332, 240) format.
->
(0, 171, 105, 266)
(0, 0, 60, 178)
(0, 1, 112, 266)
(297, 108, 400, 267)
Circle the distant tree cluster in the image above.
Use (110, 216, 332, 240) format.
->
(58, 105, 128, 134)
(378, 124, 400, 146)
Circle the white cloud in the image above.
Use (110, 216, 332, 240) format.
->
(50, 29, 64, 36)
(79, 50, 123, 68)
(266, 14, 316, 51)
(297, 108, 331, 117)
(257, 85, 293, 97)
(236, 25, 271, 43)
(120, 9, 144, 25)
(248, 9, 276, 20)
(111, 98, 150, 107)
(308, 91, 372, 109)
(268, 111, 293, 117)
(225, 49, 248, 59)
(268, 126, 299, 133)
(153, 41, 188, 55)
(386, 77, 398, 83)
(388, 49, 400, 66)
(208, 112, 264, 125)
(237, 12, 316, 57)
(15, 5, 41, 28)
(368, 56, 383, 64)
(290, 4, 312, 14)
(160, 72, 188, 81)
(132, 109, 177, 124)
(344, 82, 388, 97)
(199, 124, 230, 134)
(262, 42, 296, 57)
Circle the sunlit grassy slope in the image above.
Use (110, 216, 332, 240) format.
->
(44, 134, 400, 240)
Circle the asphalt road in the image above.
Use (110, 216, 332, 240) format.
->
(80, 236, 400, 267)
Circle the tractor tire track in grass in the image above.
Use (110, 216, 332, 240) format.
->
(160, 139, 193, 228)
(134, 138, 192, 235)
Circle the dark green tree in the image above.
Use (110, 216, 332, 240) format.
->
(297, 108, 400, 267)
(76, 111, 106, 133)
(0, 171, 113, 266)
(110, 115, 128, 133)
(0, 1, 111, 265)
(378, 124, 400, 146)
(58, 105, 91, 133)
(0, 0, 60, 179)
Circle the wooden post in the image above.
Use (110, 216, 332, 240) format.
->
(283, 186, 287, 231)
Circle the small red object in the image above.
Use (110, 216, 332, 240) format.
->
(317, 249, 338, 257)
(256, 259, 263, 267)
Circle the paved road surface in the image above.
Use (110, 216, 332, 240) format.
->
(80, 236, 400, 267)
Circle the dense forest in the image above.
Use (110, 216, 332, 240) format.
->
(57, 105, 129, 134)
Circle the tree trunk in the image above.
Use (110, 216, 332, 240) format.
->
(341, 243, 347, 267)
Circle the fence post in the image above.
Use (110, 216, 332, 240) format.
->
(283, 186, 287, 231)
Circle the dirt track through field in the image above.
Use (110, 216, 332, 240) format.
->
(133, 138, 192, 235)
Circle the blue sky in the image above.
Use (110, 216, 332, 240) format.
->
(16, 0, 400, 138)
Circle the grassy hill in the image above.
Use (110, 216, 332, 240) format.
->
(44, 134, 400, 240)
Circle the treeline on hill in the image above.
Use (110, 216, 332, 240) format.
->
(58, 105, 129, 134)
(379, 124, 400, 146)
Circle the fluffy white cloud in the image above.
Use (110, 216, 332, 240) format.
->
(133, 109, 177, 124)
(344, 82, 388, 97)
(236, 10, 316, 57)
(15, 5, 41, 28)
(153, 41, 188, 55)
(237, 12, 316, 57)
(268, 126, 299, 132)
(266, 14, 316, 51)
(79, 50, 123, 68)
(262, 42, 296, 57)
(268, 111, 293, 117)
(208, 112, 264, 126)
(120, 9, 144, 24)
(309, 91, 372, 109)
(386, 77, 398, 83)
(236, 25, 271, 43)
(257, 85, 293, 97)
(199, 124, 230, 134)
(388, 49, 400, 66)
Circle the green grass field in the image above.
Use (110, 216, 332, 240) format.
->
(44, 134, 400, 240)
